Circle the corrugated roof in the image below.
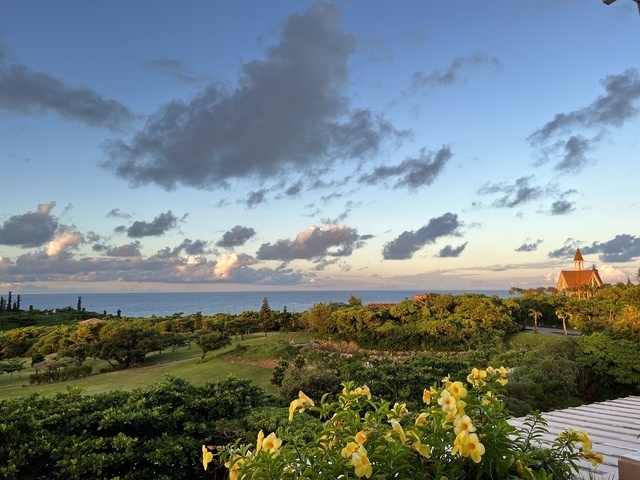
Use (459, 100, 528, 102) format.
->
(509, 396, 640, 479)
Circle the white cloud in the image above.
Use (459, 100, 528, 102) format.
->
(213, 252, 256, 279)
(45, 231, 84, 256)
(598, 265, 630, 284)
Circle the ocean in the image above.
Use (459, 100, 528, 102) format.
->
(15, 290, 510, 318)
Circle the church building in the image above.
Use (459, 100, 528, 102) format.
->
(556, 248, 603, 297)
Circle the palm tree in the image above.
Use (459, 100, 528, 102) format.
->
(555, 308, 568, 336)
(528, 309, 542, 333)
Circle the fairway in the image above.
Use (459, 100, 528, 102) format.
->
(0, 331, 312, 399)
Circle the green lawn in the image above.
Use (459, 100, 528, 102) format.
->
(506, 331, 573, 350)
(0, 331, 312, 399)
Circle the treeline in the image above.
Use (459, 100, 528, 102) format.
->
(298, 284, 640, 351)
(301, 293, 521, 350)
(0, 291, 20, 313)
(0, 302, 303, 370)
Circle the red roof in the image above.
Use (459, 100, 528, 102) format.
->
(574, 248, 584, 262)
(557, 269, 603, 290)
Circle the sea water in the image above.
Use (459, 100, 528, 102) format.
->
(15, 290, 509, 318)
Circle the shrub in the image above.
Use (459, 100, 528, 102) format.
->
(211, 367, 603, 479)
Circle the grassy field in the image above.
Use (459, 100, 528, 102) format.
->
(0, 331, 312, 400)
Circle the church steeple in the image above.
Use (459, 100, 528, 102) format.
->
(574, 248, 584, 271)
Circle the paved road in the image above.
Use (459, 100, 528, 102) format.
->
(523, 326, 582, 336)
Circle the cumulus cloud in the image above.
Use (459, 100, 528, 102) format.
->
(257, 223, 361, 260)
(550, 199, 575, 215)
(437, 242, 467, 258)
(213, 252, 257, 278)
(582, 234, 640, 263)
(529, 68, 640, 172)
(101, 2, 407, 190)
(477, 176, 545, 208)
(106, 241, 142, 257)
(529, 69, 640, 145)
(127, 211, 182, 238)
(549, 235, 640, 263)
(45, 230, 84, 256)
(407, 52, 501, 92)
(244, 189, 268, 209)
(382, 212, 462, 260)
(0, 41, 135, 132)
(217, 226, 256, 248)
(0, 201, 58, 247)
(554, 135, 594, 173)
(548, 241, 581, 259)
(515, 239, 543, 252)
(107, 208, 132, 219)
(358, 145, 452, 190)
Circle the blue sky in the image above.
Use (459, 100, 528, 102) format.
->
(1, 1, 639, 293)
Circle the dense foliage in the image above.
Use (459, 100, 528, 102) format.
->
(216, 369, 603, 479)
(1, 284, 640, 478)
(0, 376, 274, 479)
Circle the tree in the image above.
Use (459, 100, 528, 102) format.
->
(77, 296, 82, 312)
(95, 320, 163, 368)
(348, 293, 363, 306)
(528, 309, 542, 333)
(195, 331, 231, 362)
(260, 297, 271, 337)
(555, 308, 569, 336)
(0, 358, 26, 378)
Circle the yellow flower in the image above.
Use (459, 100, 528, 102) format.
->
(584, 450, 604, 467)
(423, 387, 438, 404)
(202, 445, 213, 471)
(288, 399, 300, 421)
(415, 412, 429, 426)
(467, 433, 485, 463)
(438, 389, 457, 413)
(576, 430, 593, 451)
(224, 456, 245, 480)
(298, 390, 314, 406)
(354, 385, 372, 399)
(514, 459, 532, 477)
(355, 430, 369, 445)
(452, 432, 485, 463)
(452, 431, 469, 457)
(453, 415, 476, 435)
(467, 368, 487, 386)
(390, 420, 408, 443)
(288, 390, 314, 421)
(411, 438, 431, 458)
(342, 385, 352, 396)
(262, 432, 282, 453)
(442, 374, 452, 387)
(447, 381, 467, 399)
(350, 446, 373, 478)
(394, 402, 408, 415)
(341, 441, 360, 458)
(496, 366, 509, 385)
(482, 391, 494, 405)
(255, 430, 264, 454)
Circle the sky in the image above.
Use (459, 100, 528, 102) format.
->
(0, 1, 639, 294)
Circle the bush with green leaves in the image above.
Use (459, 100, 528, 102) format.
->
(212, 367, 603, 479)
(0, 375, 273, 479)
